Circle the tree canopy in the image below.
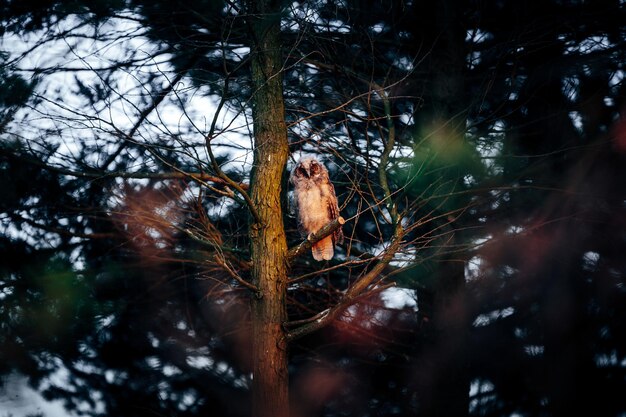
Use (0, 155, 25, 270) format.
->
(1, 1, 625, 416)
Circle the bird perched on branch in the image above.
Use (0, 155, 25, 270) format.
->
(290, 157, 343, 261)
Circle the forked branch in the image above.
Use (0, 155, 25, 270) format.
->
(285, 223, 405, 341)
(287, 216, 345, 260)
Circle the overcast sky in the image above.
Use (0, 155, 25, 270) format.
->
(1, 373, 70, 417)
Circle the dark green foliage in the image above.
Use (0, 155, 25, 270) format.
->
(0, 0, 625, 416)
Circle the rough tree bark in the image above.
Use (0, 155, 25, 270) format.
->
(246, 1, 290, 417)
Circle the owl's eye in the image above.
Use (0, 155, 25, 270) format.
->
(310, 163, 320, 174)
(297, 166, 307, 176)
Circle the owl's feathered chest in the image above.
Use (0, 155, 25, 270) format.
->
(293, 178, 332, 228)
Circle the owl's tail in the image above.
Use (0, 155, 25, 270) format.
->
(312, 235, 334, 261)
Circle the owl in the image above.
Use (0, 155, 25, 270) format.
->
(290, 157, 343, 261)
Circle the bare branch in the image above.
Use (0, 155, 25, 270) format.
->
(285, 223, 404, 341)
(0, 149, 249, 189)
(371, 81, 399, 225)
(287, 216, 345, 260)
(214, 253, 259, 293)
(101, 48, 206, 170)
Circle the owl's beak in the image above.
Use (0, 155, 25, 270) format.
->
(304, 168, 310, 177)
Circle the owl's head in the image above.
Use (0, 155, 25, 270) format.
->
(290, 157, 326, 183)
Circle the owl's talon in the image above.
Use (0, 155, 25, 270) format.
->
(306, 233, 314, 242)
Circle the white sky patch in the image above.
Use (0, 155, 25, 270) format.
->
(146, 356, 161, 369)
(325, 19, 351, 33)
(230, 46, 251, 62)
(181, 391, 197, 409)
(0, 373, 76, 417)
(380, 287, 418, 311)
(473, 307, 515, 327)
(595, 351, 621, 367)
(609, 70, 624, 88)
(187, 355, 215, 370)
(469, 378, 496, 413)
(463, 174, 476, 186)
(569, 111, 584, 132)
(99, 314, 115, 328)
(105, 370, 116, 384)
(476, 125, 504, 174)
(565, 35, 611, 55)
(562, 76, 579, 102)
(524, 345, 544, 356)
(583, 251, 600, 263)
(289, 2, 321, 28)
(473, 236, 491, 248)
(206, 195, 238, 218)
(163, 365, 182, 377)
(465, 255, 483, 281)
(505, 225, 524, 235)
(9, 358, 107, 416)
(1, 219, 60, 249)
(467, 50, 481, 69)
(469, 378, 494, 397)
(349, 107, 368, 120)
(583, 251, 600, 270)
(399, 112, 413, 125)
(370, 23, 386, 34)
(74, 360, 99, 375)
(3, 11, 254, 182)
(0, 281, 14, 300)
(393, 55, 414, 71)
(466, 29, 493, 44)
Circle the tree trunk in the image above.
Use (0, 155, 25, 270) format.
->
(247, 1, 290, 417)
